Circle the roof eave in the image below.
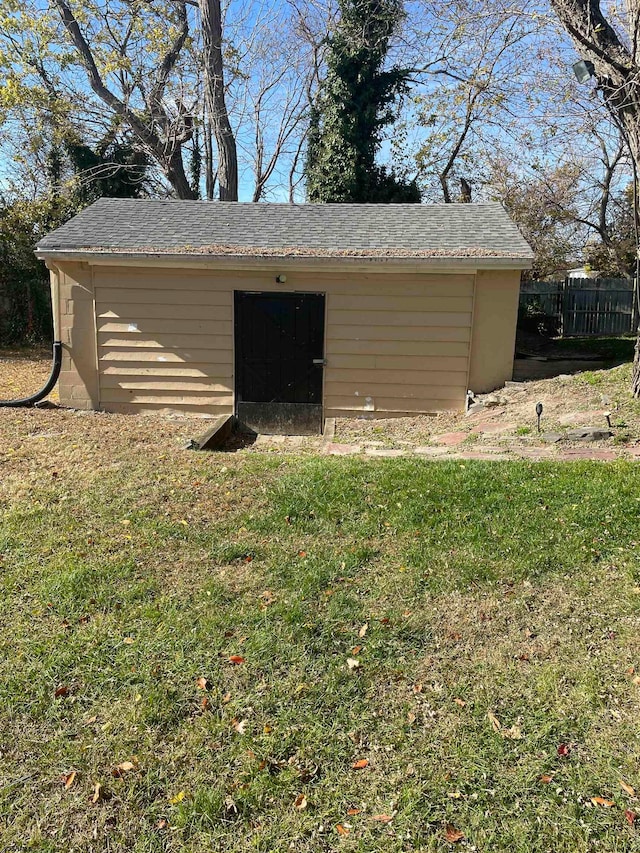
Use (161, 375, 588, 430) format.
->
(35, 248, 534, 271)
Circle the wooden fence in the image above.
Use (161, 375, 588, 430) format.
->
(520, 278, 639, 337)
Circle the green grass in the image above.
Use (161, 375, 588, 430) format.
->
(2, 455, 640, 851)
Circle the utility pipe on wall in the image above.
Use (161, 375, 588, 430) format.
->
(0, 266, 63, 408)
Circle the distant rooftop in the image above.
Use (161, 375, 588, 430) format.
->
(37, 198, 533, 261)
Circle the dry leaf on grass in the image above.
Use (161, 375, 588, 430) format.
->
(112, 761, 136, 777)
(371, 814, 393, 823)
(540, 774, 554, 784)
(444, 824, 465, 843)
(231, 718, 247, 734)
(346, 658, 360, 670)
(63, 771, 77, 790)
(169, 791, 186, 804)
(352, 759, 369, 769)
(358, 623, 368, 638)
(591, 796, 615, 807)
(336, 824, 349, 836)
(195, 676, 209, 690)
(626, 809, 637, 825)
(91, 782, 104, 804)
(347, 807, 360, 815)
(557, 743, 570, 757)
(487, 711, 501, 732)
(454, 698, 466, 707)
(54, 685, 69, 698)
(621, 780, 637, 797)
(293, 794, 307, 810)
(228, 655, 245, 665)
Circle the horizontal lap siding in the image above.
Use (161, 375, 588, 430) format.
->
(93, 267, 473, 417)
(325, 277, 473, 415)
(94, 268, 235, 415)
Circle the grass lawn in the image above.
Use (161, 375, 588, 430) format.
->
(1, 410, 640, 853)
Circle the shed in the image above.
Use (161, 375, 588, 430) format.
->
(36, 199, 533, 434)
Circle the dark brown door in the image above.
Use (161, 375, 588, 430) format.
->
(234, 291, 325, 434)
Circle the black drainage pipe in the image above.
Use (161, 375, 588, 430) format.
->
(0, 341, 63, 408)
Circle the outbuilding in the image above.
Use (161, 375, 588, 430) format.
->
(36, 199, 533, 434)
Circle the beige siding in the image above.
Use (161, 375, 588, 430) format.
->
(94, 267, 233, 417)
(53, 261, 99, 410)
(468, 269, 521, 393)
(87, 266, 475, 418)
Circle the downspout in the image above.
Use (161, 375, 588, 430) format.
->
(0, 265, 63, 408)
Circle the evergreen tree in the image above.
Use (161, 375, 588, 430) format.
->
(305, 0, 420, 203)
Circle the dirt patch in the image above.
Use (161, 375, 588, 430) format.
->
(335, 363, 640, 455)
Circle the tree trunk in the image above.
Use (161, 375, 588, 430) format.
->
(199, 0, 238, 201)
(548, 0, 640, 395)
(633, 334, 640, 396)
(166, 151, 198, 200)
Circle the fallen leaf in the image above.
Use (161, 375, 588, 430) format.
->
(358, 623, 368, 638)
(123, 637, 135, 645)
(557, 743, 570, 757)
(352, 759, 369, 770)
(293, 793, 307, 810)
(156, 819, 169, 830)
(502, 724, 523, 740)
(540, 774, 554, 784)
(347, 807, 360, 816)
(228, 655, 245, 665)
(91, 782, 103, 804)
(447, 791, 462, 799)
(626, 809, 637, 825)
(263, 724, 273, 734)
(413, 683, 423, 694)
(454, 698, 466, 707)
(352, 645, 363, 655)
(63, 771, 77, 790)
(444, 824, 465, 843)
(632, 675, 640, 686)
(195, 676, 209, 690)
(487, 711, 501, 732)
(336, 824, 349, 836)
(298, 550, 307, 558)
(201, 697, 209, 711)
(54, 685, 70, 698)
(112, 761, 136, 777)
(407, 711, 416, 724)
(591, 796, 615, 807)
(346, 658, 360, 670)
(169, 791, 186, 804)
(372, 814, 393, 823)
(222, 692, 231, 703)
(621, 780, 637, 797)
(231, 718, 247, 734)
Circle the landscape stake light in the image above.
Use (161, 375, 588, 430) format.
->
(536, 402, 543, 433)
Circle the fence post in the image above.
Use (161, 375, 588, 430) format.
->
(560, 277, 568, 338)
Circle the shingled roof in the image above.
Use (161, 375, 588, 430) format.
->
(36, 198, 533, 261)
